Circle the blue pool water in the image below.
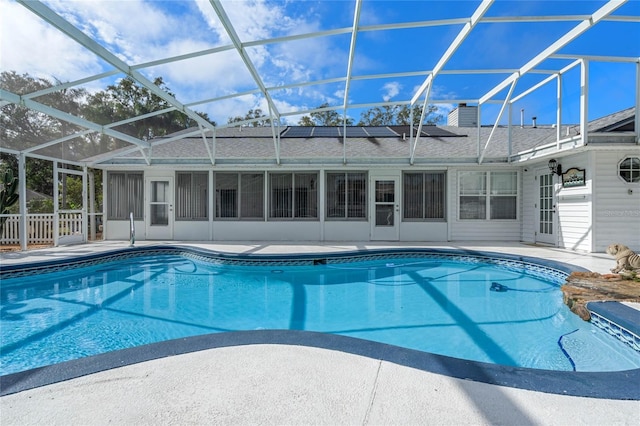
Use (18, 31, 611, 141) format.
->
(1, 251, 639, 375)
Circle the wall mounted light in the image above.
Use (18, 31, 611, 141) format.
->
(548, 159, 562, 176)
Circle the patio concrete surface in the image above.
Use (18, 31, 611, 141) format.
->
(1, 241, 639, 425)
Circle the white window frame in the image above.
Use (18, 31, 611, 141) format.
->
(458, 171, 518, 221)
(268, 172, 319, 220)
(402, 171, 446, 222)
(325, 171, 368, 221)
(618, 156, 640, 183)
(214, 172, 265, 220)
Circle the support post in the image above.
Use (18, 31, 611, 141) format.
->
(18, 153, 27, 251)
(580, 59, 589, 145)
(53, 161, 59, 247)
(82, 164, 88, 243)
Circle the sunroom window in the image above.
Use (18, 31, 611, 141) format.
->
(176, 171, 208, 221)
(269, 172, 318, 219)
(107, 172, 143, 220)
(215, 172, 264, 219)
(458, 171, 517, 220)
(403, 171, 445, 221)
(619, 157, 640, 183)
(326, 172, 367, 220)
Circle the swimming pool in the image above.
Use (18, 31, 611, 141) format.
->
(1, 246, 639, 398)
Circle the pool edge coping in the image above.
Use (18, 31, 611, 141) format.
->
(1, 330, 638, 400)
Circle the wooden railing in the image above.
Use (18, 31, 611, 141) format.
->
(0, 213, 96, 245)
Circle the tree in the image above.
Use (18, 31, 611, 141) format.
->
(227, 108, 272, 127)
(0, 168, 19, 237)
(0, 71, 84, 195)
(297, 103, 353, 126)
(358, 104, 442, 126)
(84, 76, 215, 140)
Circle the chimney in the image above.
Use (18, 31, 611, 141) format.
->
(532, 116, 537, 128)
(447, 103, 478, 127)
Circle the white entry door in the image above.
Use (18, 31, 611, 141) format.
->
(146, 177, 173, 240)
(536, 171, 556, 245)
(370, 175, 400, 241)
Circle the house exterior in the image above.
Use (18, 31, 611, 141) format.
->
(94, 106, 639, 253)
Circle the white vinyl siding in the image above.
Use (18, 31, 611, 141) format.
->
(593, 152, 640, 252)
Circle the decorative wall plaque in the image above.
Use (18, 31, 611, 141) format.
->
(561, 167, 586, 187)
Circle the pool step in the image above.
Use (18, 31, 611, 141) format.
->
(586, 301, 640, 352)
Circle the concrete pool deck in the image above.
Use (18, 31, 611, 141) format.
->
(1, 241, 639, 425)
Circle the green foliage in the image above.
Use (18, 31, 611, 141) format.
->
(84, 76, 215, 140)
(227, 108, 272, 127)
(297, 103, 353, 126)
(358, 104, 442, 126)
(0, 169, 19, 237)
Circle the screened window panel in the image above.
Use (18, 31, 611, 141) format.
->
(176, 172, 208, 221)
(269, 173, 292, 218)
(326, 173, 346, 218)
(294, 173, 318, 218)
(107, 172, 142, 220)
(347, 173, 366, 218)
(403, 172, 444, 220)
(215, 173, 238, 218)
(425, 173, 445, 219)
(403, 173, 423, 219)
(240, 173, 264, 219)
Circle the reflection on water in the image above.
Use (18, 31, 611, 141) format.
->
(1, 255, 639, 375)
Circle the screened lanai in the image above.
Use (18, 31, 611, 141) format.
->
(1, 0, 639, 249)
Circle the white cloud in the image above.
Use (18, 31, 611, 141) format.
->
(0, 0, 102, 81)
(382, 81, 401, 102)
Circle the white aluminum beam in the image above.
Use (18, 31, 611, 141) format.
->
(580, 59, 589, 144)
(510, 59, 581, 104)
(0, 88, 150, 149)
(18, 0, 217, 136)
(411, 0, 494, 105)
(23, 70, 120, 100)
(480, 0, 628, 105)
(479, 79, 517, 164)
(636, 61, 640, 144)
(23, 129, 94, 154)
(343, 0, 363, 163)
(208, 0, 280, 121)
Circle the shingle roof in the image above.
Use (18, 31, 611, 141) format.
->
(88, 108, 635, 165)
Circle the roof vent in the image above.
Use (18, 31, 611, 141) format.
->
(532, 116, 537, 128)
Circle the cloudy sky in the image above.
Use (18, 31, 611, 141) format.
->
(1, 0, 639, 126)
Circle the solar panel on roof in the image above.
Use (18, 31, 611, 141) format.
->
(364, 127, 398, 137)
(344, 127, 368, 137)
(313, 127, 341, 137)
(282, 127, 313, 138)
